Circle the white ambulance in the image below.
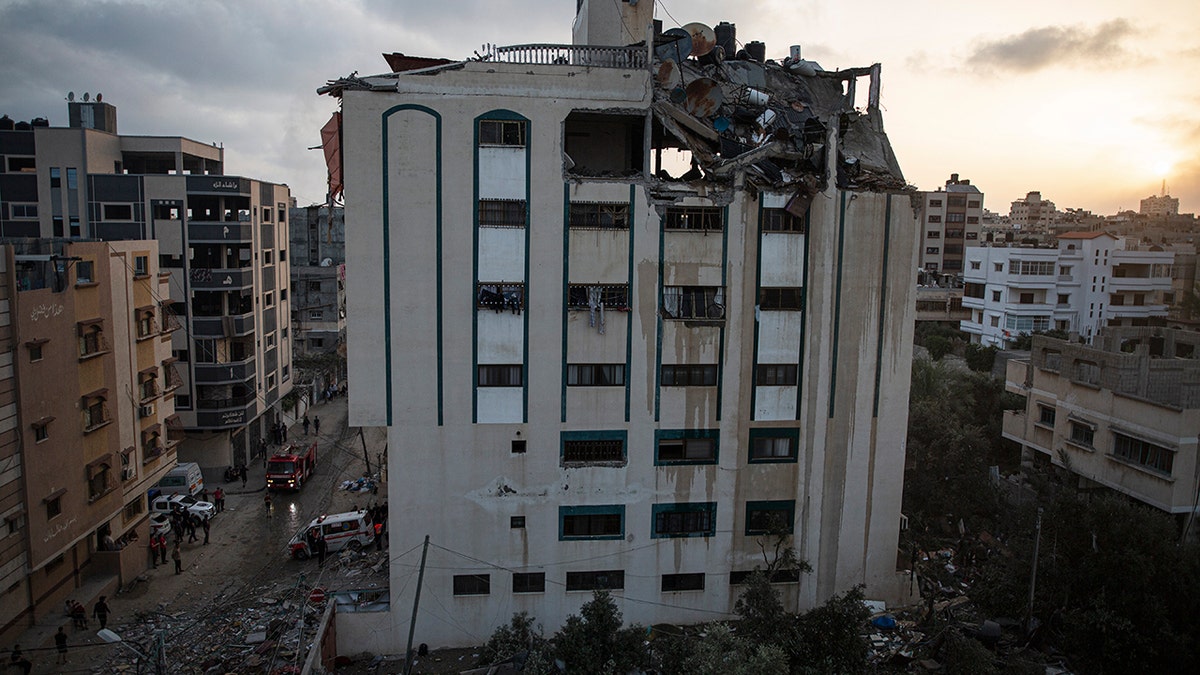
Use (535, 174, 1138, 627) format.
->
(288, 510, 375, 560)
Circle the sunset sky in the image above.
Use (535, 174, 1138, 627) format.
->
(1, 0, 1196, 215)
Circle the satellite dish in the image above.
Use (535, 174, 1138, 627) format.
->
(682, 22, 716, 57)
(96, 93, 102, 102)
(67, 91, 75, 102)
(83, 92, 90, 102)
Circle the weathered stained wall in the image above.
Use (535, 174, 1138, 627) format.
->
(340, 58, 916, 649)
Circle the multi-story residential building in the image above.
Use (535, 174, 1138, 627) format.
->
(1003, 329, 1200, 538)
(1009, 191, 1059, 228)
(961, 232, 1174, 347)
(288, 205, 345, 394)
(918, 173, 984, 275)
(0, 239, 178, 641)
(0, 253, 25, 644)
(0, 103, 291, 470)
(322, 0, 917, 650)
(1141, 193, 1180, 217)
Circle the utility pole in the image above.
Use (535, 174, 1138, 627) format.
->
(404, 535, 431, 675)
(1026, 507, 1043, 635)
(358, 428, 371, 476)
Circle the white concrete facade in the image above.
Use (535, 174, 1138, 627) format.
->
(334, 26, 917, 651)
(961, 233, 1173, 347)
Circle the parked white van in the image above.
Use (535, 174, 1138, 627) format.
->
(156, 462, 204, 497)
(288, 510, 375, 559)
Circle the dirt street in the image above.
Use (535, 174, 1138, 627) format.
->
(36, 395, 389, 675)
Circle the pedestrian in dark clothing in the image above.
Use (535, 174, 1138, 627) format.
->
(302, 415, 310, 436)
(282, 420, 288, 442)
(202, 517, 210, 545)
(187, 516, 198, 543)
(69, 601, 87, 629)
(55, 626, 68, 663)
(316, 533, 327, 566)
(200, 488, 210, 503)
(10, 644, 31, 674)
(174, 517, 184, 544)
(93, 596, 110, 630)
(240, 466, 248, 488)
(172, 542, 182, 574)
(313, 416, 321, 436)
(376, 520, 385, 552)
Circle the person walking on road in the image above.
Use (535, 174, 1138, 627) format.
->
(316, 532, 327, 567)
(264, 492, 273, 517)
(10, 644, 32, 675)
(150, 535, 160, 568)
(240, 466, 248, 488)
(214, 487, 224, 512)
(172, 541, 182, 574)
(55, 626, 68, 664)
(202, 516, 211, 545)
(302, 415, 310, 436)
(313, 415, 321, 436)
(186, 515, 198, 543)
(92, 596, 110, 630)
(158, 534, 168, 566)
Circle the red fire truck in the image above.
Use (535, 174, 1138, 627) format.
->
(266, 441, 317, 491)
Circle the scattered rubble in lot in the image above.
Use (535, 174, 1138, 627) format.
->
(97, 549, 388, 674)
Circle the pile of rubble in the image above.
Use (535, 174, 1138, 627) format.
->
(100, 550, 388, 674)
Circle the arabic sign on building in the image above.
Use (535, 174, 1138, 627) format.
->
(187, 176, 247, 194)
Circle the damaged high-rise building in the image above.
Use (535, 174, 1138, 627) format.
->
(321, 0, 918, 650)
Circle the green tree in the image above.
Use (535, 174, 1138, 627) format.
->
(788, 586, 871, 674)
(553, 591, 649, 675)
(655, 623, 788, 675)
(964, 343, 999, 372)
(481, 612, 553, 672)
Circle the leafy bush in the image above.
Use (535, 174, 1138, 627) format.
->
(553, 591, 649, 675)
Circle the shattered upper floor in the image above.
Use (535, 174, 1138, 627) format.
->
(319, 20, 911, 207)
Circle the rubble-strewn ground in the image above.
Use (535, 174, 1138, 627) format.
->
(33, 395, 390, 675)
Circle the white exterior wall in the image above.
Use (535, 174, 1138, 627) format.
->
(962, 237, 1173, 347)
(341, 60, 917, 648)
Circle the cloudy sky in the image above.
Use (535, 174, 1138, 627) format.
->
(1, 0, 1197, 215)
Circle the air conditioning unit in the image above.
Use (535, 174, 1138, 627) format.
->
(139, 405, 154, 418)
(122, 467, 135, 481)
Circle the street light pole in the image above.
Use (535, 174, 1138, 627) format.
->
(1025, 507, 1043, 635)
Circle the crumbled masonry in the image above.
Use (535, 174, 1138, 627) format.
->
(320, 36, 913, 212)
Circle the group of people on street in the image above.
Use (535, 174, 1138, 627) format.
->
(301, 414, 321, 437)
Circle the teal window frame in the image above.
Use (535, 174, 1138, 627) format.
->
(745, 500, 795, 535)
(748, 428, 800, 463)
(651, 502, 716, 539)
(559, 504, 625, 541)
(654, 429, 719, 465)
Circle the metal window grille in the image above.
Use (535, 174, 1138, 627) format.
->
(567, 284, 629, 309)
(478, 120, 526, 146)
(477, 199, 527, 227)
(660, 365, 718, 386)
(569, 202, 629, 229)
(758, 287, 803, 311)
(562, 439, 624, 463)
(761, 208, 805, 233)
(477, 365, 523, 387)
(662, 286, 724, 320)
(664, 206, 723, 231)
(566, 364, 625, 386)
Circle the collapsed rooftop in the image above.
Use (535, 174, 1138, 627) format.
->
(320, 13, 911, 211)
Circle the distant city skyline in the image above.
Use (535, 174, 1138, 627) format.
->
(1, 0, 1196, 214)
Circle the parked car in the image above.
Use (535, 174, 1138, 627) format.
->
(150, 494, 216, 520)
(149, 512, 172, 537)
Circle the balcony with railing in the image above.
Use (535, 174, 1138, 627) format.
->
(482, 43, 647, 69)
(194, 359, 256, 384)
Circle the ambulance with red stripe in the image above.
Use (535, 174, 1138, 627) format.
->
(288, 510, 375, 559)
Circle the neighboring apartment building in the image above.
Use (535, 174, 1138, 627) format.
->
(0, 252, 25, 644)
(323, 0, 917, 650)
(1009, 191, 1059, 228)
(1003, 329, 1200, 538)
(0, 239, 178, 641)
(961, 232, 1174, 347)
(918, 173, 983, 275)
(0, 103, 291, 470)
(1141, 193, 1180, 217)
(288, 204, 345, 362)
